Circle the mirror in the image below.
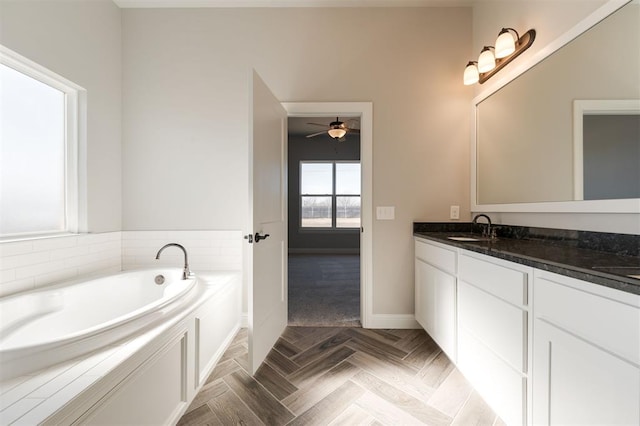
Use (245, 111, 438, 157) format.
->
(475, 1, 640, 207)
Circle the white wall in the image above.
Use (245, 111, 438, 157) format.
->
(0, 0, 123, 233)
(470, 0, 640, 235)
(121, 7, 473, 316)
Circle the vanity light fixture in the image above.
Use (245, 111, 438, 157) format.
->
(464, 28, 536, 85)
(495, 28, 519, 58)
(463, 61, 480, 85)
(477, 46, 496, 73)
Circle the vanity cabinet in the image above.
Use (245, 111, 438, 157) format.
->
(457, 252, 531, 426)
(414, 235, 640, 426)
(532, 271, 640, 425)
(414, 238, 457, 360)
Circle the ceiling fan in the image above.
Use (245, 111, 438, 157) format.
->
(305, 117, 360, 142)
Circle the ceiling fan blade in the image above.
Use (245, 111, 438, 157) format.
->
(347, 128, 361, 134)
(306, 122, 329, 128)
(306, 131, 327, 138)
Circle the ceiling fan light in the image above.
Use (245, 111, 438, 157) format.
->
(463, 61, 479, 85)
(495, 28, 517, 59)
(328, 128, 347, 139)
(478, 46, 496, 73)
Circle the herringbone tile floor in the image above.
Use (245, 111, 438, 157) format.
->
(178, 327, 505, 426)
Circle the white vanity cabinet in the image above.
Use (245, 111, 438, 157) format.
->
(414, 235, 640, 426)
(456, 252, 531, 426)
(532, 271, 640, 425)
(414, 238, 457, 361)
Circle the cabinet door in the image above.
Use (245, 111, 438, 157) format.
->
(533, 320, 640, 425)
(415, 258, 456, 359)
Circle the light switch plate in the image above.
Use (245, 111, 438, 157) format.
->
(376, 206, 395, 220)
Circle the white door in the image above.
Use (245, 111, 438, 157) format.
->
(533, 320, 640, 425)
(247, 70, 287, 375)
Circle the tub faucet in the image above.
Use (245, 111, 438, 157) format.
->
(472, 214, 492, 238)
(155, 243, 192, 280)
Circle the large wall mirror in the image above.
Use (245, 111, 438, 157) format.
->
(473, 0, 640, 213)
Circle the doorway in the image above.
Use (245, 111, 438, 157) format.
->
(283, 102, 372, 328)
(287, 116, 361, 326)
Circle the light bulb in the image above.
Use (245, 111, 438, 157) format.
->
(495, 28, 517, 59)
(463, 62, 479, 85)
(328, 128, 347, 139)
(478, 46, 496, 73)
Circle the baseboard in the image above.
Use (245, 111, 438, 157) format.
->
(288, 248, 360, 255)
(364, 314, 421, 329)
(241, 312, 418, 329)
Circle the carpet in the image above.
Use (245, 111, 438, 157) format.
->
(288, 254, 361, 327)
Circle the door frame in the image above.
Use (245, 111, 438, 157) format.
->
(282, 102, 373, 328)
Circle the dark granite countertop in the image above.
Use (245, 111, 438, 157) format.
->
(413, 222, 640, 296)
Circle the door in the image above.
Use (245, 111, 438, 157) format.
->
(533, 320, 640, 425)
(247, 70, 287, 374)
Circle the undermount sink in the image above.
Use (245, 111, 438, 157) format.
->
(447, 236, 494, 242)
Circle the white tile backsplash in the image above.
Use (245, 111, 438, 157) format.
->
(0, 233, 122, 297)
(121, 230, 242, 271)
(0, 230, 241, 297)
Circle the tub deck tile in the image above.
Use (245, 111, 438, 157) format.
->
(0, 363, 71, 411)
(12, 375, 99, 426)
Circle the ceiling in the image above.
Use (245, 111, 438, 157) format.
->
(288, 116, 360, 138)
(114, 0, 477, 8)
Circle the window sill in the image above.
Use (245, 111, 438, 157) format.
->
(298, 228, 360, 234)
(0, 232, 82, 244)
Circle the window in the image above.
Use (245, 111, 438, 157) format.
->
(300, 161, 361, 229)
(1, 47, 83, 239)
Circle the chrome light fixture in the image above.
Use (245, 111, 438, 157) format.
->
(463, 28, 536, 85)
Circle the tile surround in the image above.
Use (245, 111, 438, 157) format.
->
(121, 230, 242, 271)
(0, 230, 242, 297)
(0, 233, 122, 297)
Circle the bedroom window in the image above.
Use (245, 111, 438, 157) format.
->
(0, 47, 83, 239)
(300, 161, 361, 229)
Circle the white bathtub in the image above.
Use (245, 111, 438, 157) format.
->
(0, 268, 199, 381)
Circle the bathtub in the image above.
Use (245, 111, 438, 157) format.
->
(0, 268, 199, 381)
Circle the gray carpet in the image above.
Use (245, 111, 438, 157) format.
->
(288, 254, 361, 327)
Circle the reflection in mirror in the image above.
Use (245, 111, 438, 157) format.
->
(584, 115, 639, 200)
(573, 99, 640, 201)
(476, 2, 640, 205)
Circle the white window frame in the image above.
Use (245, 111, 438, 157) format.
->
(1, 45, 86, 240)
(299, 160, 361, 230)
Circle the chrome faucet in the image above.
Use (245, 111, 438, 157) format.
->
(472, 214, 492, 238)
(155, 243, 192, 280)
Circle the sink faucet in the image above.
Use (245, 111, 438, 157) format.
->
(472, 214, 492, 238)
(155, 243, 192, 280)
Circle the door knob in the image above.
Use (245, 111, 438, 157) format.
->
(254, 232, 270, 243)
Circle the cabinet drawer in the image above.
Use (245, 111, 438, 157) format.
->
(535, 273, 640, 364)
(459, 281, 526, 372)
(459, 253, 527, 306)
(415, 239, 456, 274)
